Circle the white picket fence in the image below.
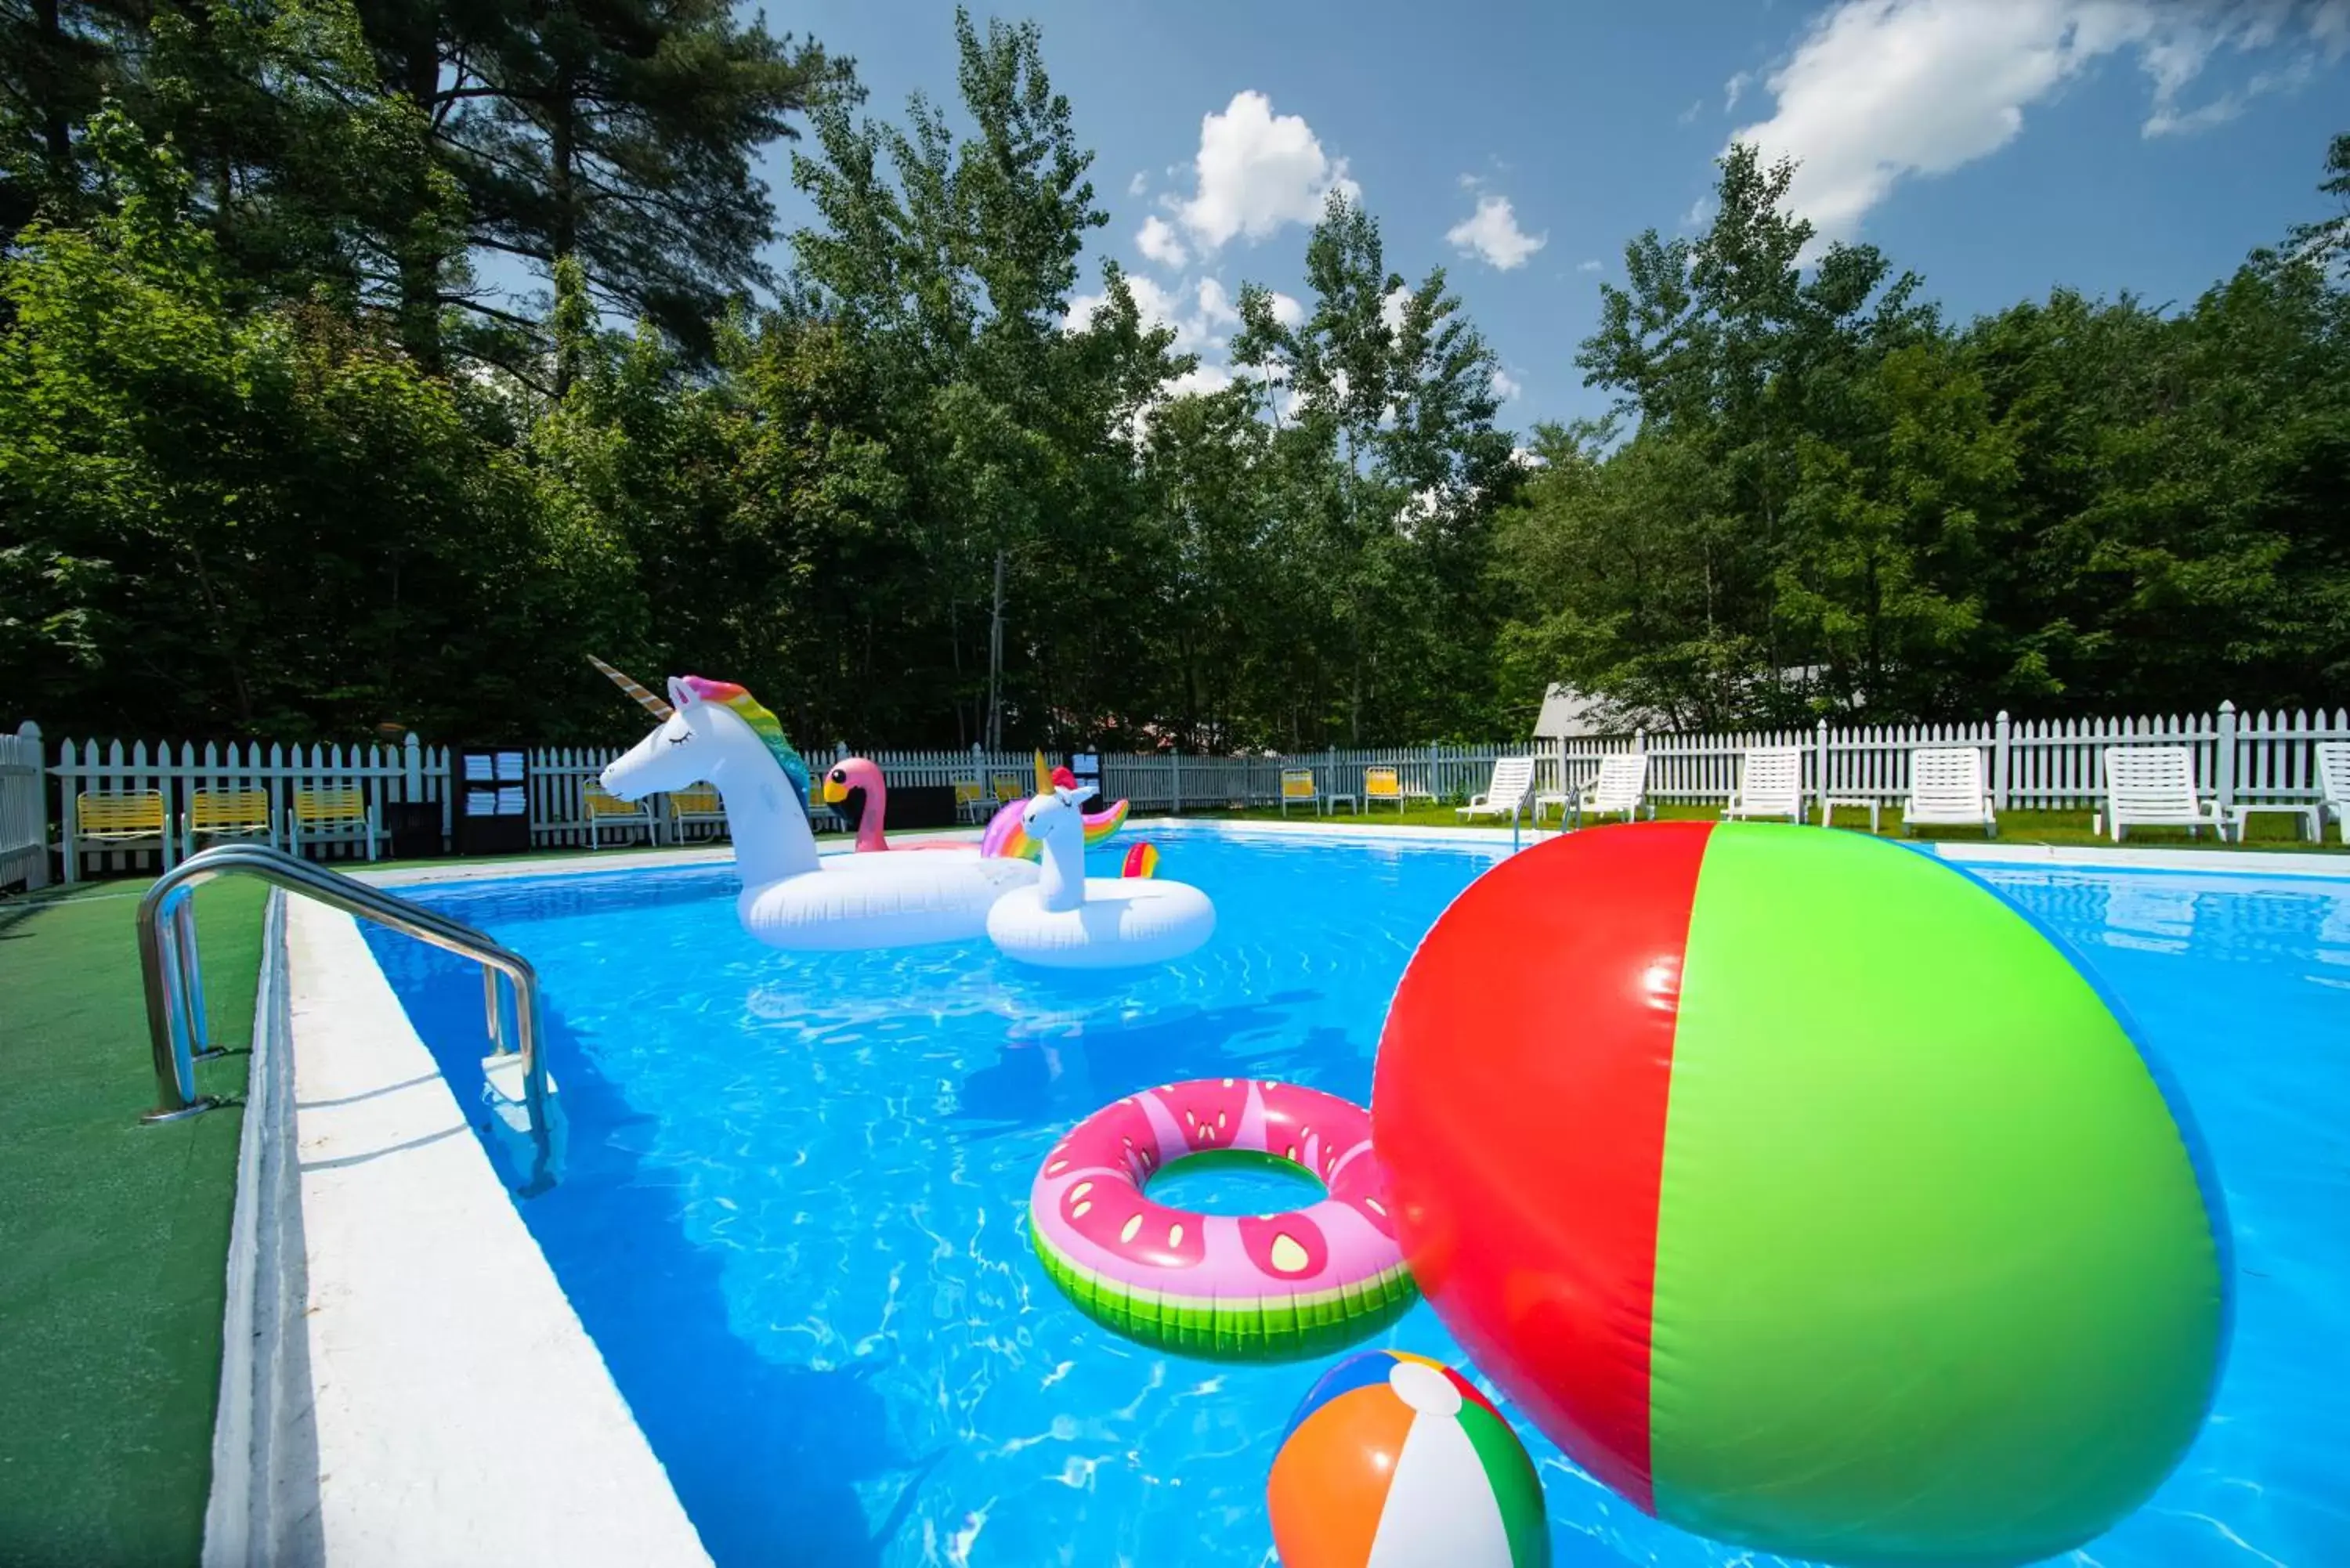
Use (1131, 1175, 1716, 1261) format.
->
(2, 722, 46, 891)
(2, 701, 2342, 887)
(1555, 703, 2350, 815)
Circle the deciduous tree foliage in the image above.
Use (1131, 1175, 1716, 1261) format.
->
(2, 6, 2345, 748)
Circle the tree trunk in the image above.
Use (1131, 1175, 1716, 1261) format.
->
(985, 549, 1006, 751)
(392, 31, 446, 371)
(548, 71, 579, 395)
(34, 0, 71, 179)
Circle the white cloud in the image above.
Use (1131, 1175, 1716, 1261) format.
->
(1728, 0, 2350, 253)
(1128, 170, 1149, 197)
(1577, 258, 1603, 273)
(1491, 368, 1523, 401)
(1168, 90, 1359, 253)
(2143, 49, 2326, 137)
(1166, 363, 1234, 399)
(1267, 290, 1305, 329)
(1136, 215, 1188, 269)
(1446, 193, 1548, 269)
(1065, 275, 1238, 359)
(1510, 446, 1548, 469)
(1380, 284, 1411, 337)
(1725, 70, 1753, 113)
(1679, 99, 1705, 125)
(1196, 276, 1238, 327)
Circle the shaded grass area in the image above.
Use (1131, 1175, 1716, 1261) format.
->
(0, 880, 265, 1568)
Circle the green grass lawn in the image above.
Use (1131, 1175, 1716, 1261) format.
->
(0, 879, 265, 1568)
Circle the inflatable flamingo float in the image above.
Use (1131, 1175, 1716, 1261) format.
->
(820, 757, 965, 852)
(823, 754, 1130, 858)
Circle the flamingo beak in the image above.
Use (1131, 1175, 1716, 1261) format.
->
(822, 775, 849, 804)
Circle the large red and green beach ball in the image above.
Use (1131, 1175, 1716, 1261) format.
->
(1371, 821, 2231, 1567)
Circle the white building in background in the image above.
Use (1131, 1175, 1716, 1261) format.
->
(1533, 685, 1666, 739)
(1533, 668, 1849, 741)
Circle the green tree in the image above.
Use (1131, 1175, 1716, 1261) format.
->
(789, 7, 1183, 748)
(1231, 191, 1518, 742)
(352, 0, 848, 378)
(0, 111, 622, 738)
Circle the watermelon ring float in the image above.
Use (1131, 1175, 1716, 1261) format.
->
(1029, 1078, 1416, 1360)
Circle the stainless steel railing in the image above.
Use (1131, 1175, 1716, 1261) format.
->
(136, 845, 550, 1171)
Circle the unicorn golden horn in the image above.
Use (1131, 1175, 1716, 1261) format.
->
(590, 656, 674, 720)
(1034, 750, 1053, 796)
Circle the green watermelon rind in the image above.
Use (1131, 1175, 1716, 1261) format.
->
(1029, 1216, 1419, 1363)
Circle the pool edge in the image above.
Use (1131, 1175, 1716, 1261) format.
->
(232, 896, 713, 1566)
(333, 819, 2350, 897)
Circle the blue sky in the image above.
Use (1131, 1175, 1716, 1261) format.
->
(735, 0, 2350, 429)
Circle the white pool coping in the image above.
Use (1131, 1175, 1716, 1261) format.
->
(229, 895, 712, 1566)
(332, 814, 2350, 895)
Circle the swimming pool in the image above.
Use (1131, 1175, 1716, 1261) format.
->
(362, 832, 2349, 1568)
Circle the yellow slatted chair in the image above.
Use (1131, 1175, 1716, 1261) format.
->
(665, 785, 726, 842)
(1364, 767, 1407, 813)
(989, 773, 1028, 807)
(953, 779, 987, 822)
(291, 786, 383, 861)
(185, 788, 276, 849)
(584, 782, 653, 849)
(74, 789, 172, 867)
(1279, 768, 1320, 817)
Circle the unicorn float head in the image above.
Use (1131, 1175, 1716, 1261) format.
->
(598, 667, 820, 883)
(981, 753, 1130, 863)
(588, 658, 1038, 951)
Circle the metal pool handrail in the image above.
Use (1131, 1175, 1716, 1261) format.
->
(135, 844, 548, 1150)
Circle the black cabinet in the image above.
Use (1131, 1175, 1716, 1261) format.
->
(386, 801, 445, 859)
(888, 783, 960, 830)
(452, 747, 532, 856)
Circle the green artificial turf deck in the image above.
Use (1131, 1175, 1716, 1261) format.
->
(0, 879, 265, 1567)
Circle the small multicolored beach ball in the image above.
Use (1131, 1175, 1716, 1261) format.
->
(1267, 1349, 1548, 1568)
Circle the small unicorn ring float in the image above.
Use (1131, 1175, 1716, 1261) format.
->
(984, 757, 1216, 970)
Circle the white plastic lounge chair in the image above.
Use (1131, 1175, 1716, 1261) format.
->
(1583, 753, 1651, 823)
(1721, 747, 1804, 824)
(2099, 746, 2225, 842)
(1458, 756, 1535, 822)
(1903, 748, 1997, 838)
(2318, 742, 2350, 845)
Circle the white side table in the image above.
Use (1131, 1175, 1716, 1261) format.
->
(1820, 797, 1882, 834)
(2226, 802, 2321, 844)
(1323, 791, 1360, 816)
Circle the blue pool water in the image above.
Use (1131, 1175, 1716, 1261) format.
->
(363, 833, 2350, 1568)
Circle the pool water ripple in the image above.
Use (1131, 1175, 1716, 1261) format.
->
(366, 839, 2348, 1568)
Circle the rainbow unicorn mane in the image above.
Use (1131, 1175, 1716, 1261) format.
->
(680, 675, 810, 813)
(979, 793, 1131, 862)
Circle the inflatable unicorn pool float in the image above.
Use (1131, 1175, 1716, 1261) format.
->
(824, 754, 1130, 860)
(985, 775, 1215, 970)
(594, 666, 1035, 951)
